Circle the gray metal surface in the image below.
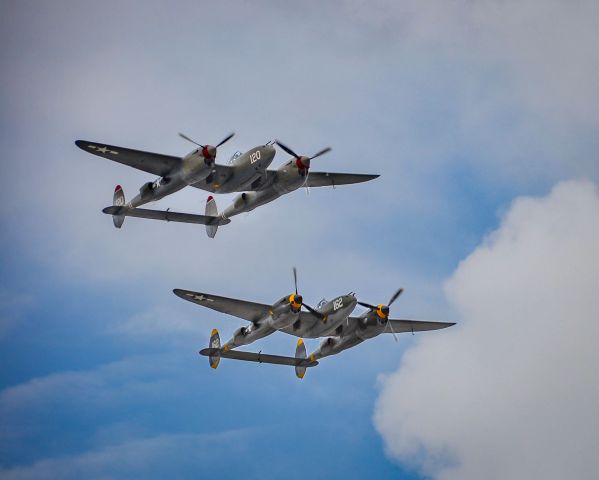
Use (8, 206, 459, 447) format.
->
(200, 348, 318, 367)
(76, 138, 379, 232)
(75, 140, 180, 177)
(176, 282, 456, 376)
(173, 289, 271, 323)
(102, 206, 230, 225)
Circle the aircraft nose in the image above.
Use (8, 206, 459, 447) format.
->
(262, 144, 276, 159)
(344, 295, 358, 310)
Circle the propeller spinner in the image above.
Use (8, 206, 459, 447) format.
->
(357, 288, 404, 341)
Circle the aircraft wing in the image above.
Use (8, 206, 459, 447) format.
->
(305, 172, 379, 188)
(75, 140, 181, 177)
(173, 289, 271, 323)
(387, 319, 456, 333)
(189, 164, 236, 192)
(345, 317, 455, 335)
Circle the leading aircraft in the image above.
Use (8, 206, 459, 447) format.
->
(75, 134, 379, 236)
(174, 269, 455, 379)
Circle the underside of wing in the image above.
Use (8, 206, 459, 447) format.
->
(173, 289, 271, 323)
(305, 172, 379, 188)
(189, 164, 235, 192)
(277, 311, 324, 337)
(239, 170, 277, 192)
(75, 140, 180, 177)
(388, 319, 456, 333)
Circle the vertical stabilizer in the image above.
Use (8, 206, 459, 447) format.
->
(112, 185, 126, 228)
(295, 338, 307, 379)
(208, 329, 221, 369)
(205, 196, 219, 238)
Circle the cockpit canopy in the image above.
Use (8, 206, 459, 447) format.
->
(228, 151, 243, 165)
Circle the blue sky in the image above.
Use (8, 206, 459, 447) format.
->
(2, 1, 599, 479)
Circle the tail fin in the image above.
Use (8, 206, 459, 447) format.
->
(112, 185, 126, 228)
(208, 328, 221, 369)
(205, 196, 219, 238)
(295, 338, 307, 379)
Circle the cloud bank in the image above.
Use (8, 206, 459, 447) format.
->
(374, 180, 599, 479)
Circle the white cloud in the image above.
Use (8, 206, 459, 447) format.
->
(374, 179, 599, 479)
(3, 0, 599, 299)
(0, 354, 182, 419)
(0, 430, 252, 480)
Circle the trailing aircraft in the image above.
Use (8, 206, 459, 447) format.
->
(174, 269, 455, 378)
(75, 135, 378, 236)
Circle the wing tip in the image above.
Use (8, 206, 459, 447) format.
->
(362, 174, 380, 181)
(438, 322, 457, 330)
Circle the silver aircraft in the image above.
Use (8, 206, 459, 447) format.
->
(75, 135, 379, 236)
(174, 269, 455, 379)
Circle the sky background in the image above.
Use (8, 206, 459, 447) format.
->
(1, 1, 599, 479)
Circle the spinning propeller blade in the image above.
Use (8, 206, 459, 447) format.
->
(216, 132, 235, 147)
(293, 266, 298, 295)
(385, 318, 399, 342)
(310, 147, 331, 160)
(292, 266, 325, 319)
(275, 141, 332, 164)
(388, 288, 404, 306)
(178, 132, 203, 147)
(275, 140, 300, 159)
(303, 302, 325, 319)
(178, 132, 236, 157)
(357, 301, 378, 309)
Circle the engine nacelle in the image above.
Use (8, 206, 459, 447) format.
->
(318, 337, 338, 357)
(232, 326, 248, 343)
(355, 315, 385, 340)
(139, 181, 155, 199)
(268, 294, 302, 330)
(181, 151, 213, 185)
(311, 335, 363, 359)
(233, 192, 257, 210)
(223, 189, 281, 219)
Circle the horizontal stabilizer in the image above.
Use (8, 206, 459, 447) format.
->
(199, 348, 319, 368)
(102, 206, 230, 226)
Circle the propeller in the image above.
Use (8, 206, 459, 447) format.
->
(357, 288, 404, 342)
(178, 132, 235, 164)
(293, 266, 298, 294)
(275, 140, 331, 185)
(290, 266, 326, 320)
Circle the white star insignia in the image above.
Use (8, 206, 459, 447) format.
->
(189, 294, 213, 302)
(89, 145, 118, 155)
